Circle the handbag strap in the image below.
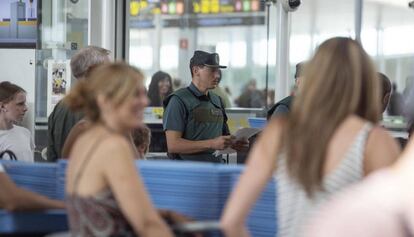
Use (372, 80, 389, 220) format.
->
(0, 150, 17, 161)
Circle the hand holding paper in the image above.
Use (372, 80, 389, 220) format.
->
(232, 127, 261, 141)
(213, 128, 260, 156)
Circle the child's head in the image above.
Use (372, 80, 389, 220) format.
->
(131, 125, 151, 159)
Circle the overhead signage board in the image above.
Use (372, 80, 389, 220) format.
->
(130, 0, 264, 16)
(130, 16, 265, 29)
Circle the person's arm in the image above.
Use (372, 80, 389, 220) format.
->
(30, 133, 35, 152)
(25, 128, 36, 160)
(363, 126, 401, 175)
(220, 118, 284, 237)
(230, 137, 249, 152)
(272, 104, 289, 118)
(0, 173, 65, 211)
(166, 130, 232, 154)
(101, 137, 173, 237)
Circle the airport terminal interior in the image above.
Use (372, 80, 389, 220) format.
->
(1, 0, 414, 236)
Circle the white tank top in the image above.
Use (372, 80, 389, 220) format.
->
(275, 123, 373, 237)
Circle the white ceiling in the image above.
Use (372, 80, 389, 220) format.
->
(367, 0, 409, 8)
(291, 0, 414, 34)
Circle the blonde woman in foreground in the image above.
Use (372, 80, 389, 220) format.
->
(220, 37, 401, 237)
(65, 63, 173, 236)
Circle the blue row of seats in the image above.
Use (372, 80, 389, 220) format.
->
(1, 160, 277, 236)
(1, 160, 59, 200)
(0, 210, 68, 234)
(0, 160, 68, 235)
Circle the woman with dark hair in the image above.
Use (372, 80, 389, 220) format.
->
(0, 81, 34, 162)
(148, 70, 173, 106)
(220, 37, 401, 237)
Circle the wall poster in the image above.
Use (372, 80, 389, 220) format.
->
(47, 59, 71, 116)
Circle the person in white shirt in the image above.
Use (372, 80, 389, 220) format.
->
(0, 81, 34, 162)
(0, 163, 64, 210)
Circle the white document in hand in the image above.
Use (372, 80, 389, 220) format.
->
(233, 127, 261, 140)
(213, 127, 261, 156)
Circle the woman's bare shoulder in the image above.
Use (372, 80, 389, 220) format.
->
(256, 116, 286, 151)
(363, 124, 401, 175)
(98, 134, 132, 154)
(72, 129, 134, 160)
(266, 116, 287, 131)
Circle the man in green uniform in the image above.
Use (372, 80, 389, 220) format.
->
(163, 50, 247, 163)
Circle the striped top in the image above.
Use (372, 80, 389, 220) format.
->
(275, 123, 373, 237)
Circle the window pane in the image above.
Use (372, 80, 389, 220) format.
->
(128, 0, 272, 108)
(362, 0, 414, 115)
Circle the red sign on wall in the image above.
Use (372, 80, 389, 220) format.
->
(179, 38, 188, 49)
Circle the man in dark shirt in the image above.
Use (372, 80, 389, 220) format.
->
(378, 72, 392, 114)
(267, 62, 304, 119)
(163, 50, 248, 163)
(47, 46, 110, 161)
(388, 83, 404, 116)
